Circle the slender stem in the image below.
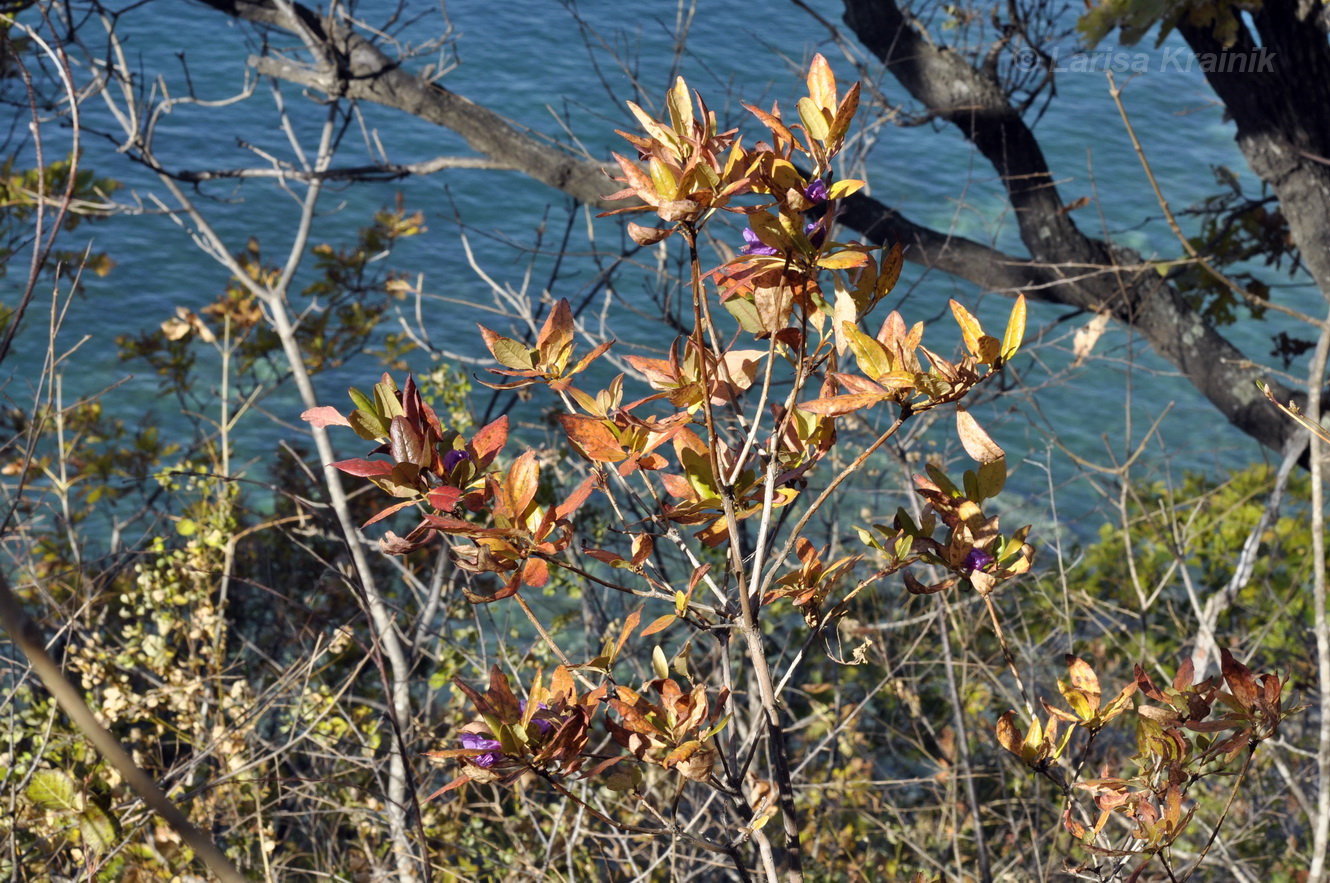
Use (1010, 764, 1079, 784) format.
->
(680, 226, 803, 882)
(936, 594, 992, 882)
(1305, 301, 1330, 883)
(1177, 746, 1258, 883)
(757, 413, 909, 603)
(0, 572, 247, 883)
(510, 592, 597, 693)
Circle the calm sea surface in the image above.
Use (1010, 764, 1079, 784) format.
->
(7, 1, 1312, 543)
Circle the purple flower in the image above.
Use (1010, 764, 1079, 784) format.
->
(805, 221, 826, 249)
(443, 449, 471, 472)
(803, 178, 828, 203)
(521, 700, 555, 735)
(740, 227, 780, 256)
(963, 548, 995, 574)
(459, 731, 503, 768)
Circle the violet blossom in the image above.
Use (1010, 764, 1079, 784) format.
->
(739, 227, 780, 256)
(804, 178, 828, 203)
(443, 449, 471, 472)
(521, 700, 555, 735)
(459, 731, 503, 768)
(963, 548, 995, 574)
(805, 221, 826, 249)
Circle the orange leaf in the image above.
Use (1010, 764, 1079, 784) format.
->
(806, 53, 837, 111)
(1065, 655, 1101, 696)
(555, 473, 597, 521)
(522, 557, 550, 588)
(537, 300, 575, 365)
(471, 416, 509, 466)
(611, 151, 661, 204)
(507, 451, 540, 515)
(799, 393, 888, 416)
(641, 614, 676, 638)
(557, 414, 627, 463)
(361, 499, 418, 528)
(613, 609, 642, 662)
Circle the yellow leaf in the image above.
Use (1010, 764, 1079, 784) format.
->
(625, 101, 679, 152)
(949, 299, 984, 356)
(1001, 293, 1027, 361)
(827, 179, 865, 200)
(666, 76, 694, 137)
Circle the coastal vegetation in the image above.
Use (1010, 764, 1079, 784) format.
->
(2, 1, 1330, 880)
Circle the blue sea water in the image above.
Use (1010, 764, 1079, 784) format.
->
(5, 1, 1313, 544)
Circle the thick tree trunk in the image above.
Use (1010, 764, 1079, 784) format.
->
(1178, 2, 1330, 304)
(839, 0, 1300, 454)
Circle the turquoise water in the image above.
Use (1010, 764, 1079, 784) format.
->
(5, 1, 1311, 542)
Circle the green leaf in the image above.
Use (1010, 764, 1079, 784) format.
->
(725, 297, 763, 335)
(844, 322, 892, 381)
(349, 409, 390, 441)
(797, 96, 830, 141)
(924, 462, 961, 498)
(374, 378, 404, 420)
(78, 803, 120, 854)
(963, 469, 980, 501)
(492, 337, 536, 371)
(649, 158, 679, 201)
(748, 209, 789, 252)
(27, 769, 82, 814)
(977, 457, 1007, 499)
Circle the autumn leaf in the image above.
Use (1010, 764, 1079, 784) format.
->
(301, 405, 351, 428)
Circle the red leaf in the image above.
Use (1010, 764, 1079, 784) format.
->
(389, 415, 430, 467)
(428, 486, 463, 511)
(1220, 648, 1258, 710)
(332, 458, 395, 478)
(488, 665, 522, 722)
(463, 571, 522, 604)
(470, 416, 509, 466)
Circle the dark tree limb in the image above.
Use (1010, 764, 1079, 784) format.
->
(1177, 2, 1330, 300)
(839, 0, 1300, 455)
